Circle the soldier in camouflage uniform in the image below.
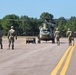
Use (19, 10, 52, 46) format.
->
(54, 28, 60, 45)
(0, 29, 3, 49)
(66, 28, 74, 46)
(7, 26, 17, 50)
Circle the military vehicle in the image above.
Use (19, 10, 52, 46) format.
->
(38, 20, 55, 43)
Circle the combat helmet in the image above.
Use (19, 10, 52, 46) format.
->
(56, 28, 58, 31)
(11, 26, 14, 29)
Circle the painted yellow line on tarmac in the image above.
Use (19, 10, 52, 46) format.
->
(60, 45, 75, 75)
(50, 46, 72, 75)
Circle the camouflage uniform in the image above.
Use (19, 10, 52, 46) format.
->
(66, 28, 74, 46)
(0, 30, 3, 49)
(54, 28, 60, 45)
(8, 26, 17, 50)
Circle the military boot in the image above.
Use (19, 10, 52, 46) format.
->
(12, 45, 14, 50)
(1, 44, 3, 49)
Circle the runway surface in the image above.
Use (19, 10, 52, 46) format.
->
(0, 37, 76, 75)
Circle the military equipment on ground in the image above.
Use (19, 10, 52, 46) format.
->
(26, 38, 36, 44)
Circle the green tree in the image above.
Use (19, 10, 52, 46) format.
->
(1, 14, 19, 35)
(66, 16, 76, 31)
(19, 16, 39, 36)
(55, 17, 67, 37)
(40, 12, 54, 22)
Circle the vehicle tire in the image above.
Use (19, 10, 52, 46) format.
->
(33, 38, 36, 44)
(38, 39, 41, 43)
(52, 38, 55, 43)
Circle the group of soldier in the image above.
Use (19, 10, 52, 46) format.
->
(0, 26, 17, 50)
(54, 28, 74, 46)
(0, 25, 75, 50)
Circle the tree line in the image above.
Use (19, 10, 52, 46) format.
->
(0, 12, 76, 37)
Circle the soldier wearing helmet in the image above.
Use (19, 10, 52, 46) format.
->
(7, 26, 17, 50)
(54, 28, 60, 45)
(66, 28, 74, 45)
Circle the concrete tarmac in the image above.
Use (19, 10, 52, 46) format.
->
(0, 37, 76, 75)
(66, 44, 76, 75)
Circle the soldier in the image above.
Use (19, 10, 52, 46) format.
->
(54, 28, 60, 45)
(0, 29, 3, 49)
(7, 26, 17, 50)
(66, 28, 74, 46)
